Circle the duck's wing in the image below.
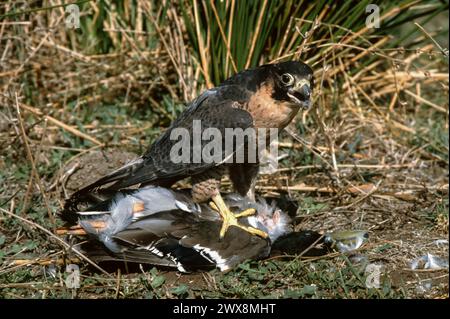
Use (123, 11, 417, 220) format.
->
(79, 209, 270, 272)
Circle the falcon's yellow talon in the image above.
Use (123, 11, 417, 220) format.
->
(233, 208, 256, 218)
(211, 194, 268, 239)
(209, 201, 219, 212)
(236, 225, 269, 238)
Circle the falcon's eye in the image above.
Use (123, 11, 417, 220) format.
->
(280, 73, 294, 86)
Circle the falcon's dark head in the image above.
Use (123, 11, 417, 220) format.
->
(222, 60, 314, 110)
(269, 61, 314, 109)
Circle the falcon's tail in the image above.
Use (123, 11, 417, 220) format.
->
(62, 157, 146, 222)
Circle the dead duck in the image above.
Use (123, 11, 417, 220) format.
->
(60, 186, 292, 272)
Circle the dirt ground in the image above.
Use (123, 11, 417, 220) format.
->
(0, 1, 448, 299)
(43, 149, 449, 298)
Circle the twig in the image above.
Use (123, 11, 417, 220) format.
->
(15, 94, 55, 225)
(144, 2, 189, 94)
(0, 189, 20, 208)
(414, 22, 449, 58)
(257, 183, 376, 194)
(192, 0, 213, 88)
(0, 207, 112, 277)
(263, 234, 325, 289)
(334, 180, 382, 210)
(115, 268, 121, 299)
(266, 251, 340, 262)
(18, 103, 103, 146)
(47, 162, 80, 192)
(275, 163, 420, 173)
(245, 0, 268, 69)
(284, 126, 334, 171)
(225, 0, 236, 76)
(10, 257, 81, 266)
(403, 89, 447, 113)
(209, 0, 238, 73)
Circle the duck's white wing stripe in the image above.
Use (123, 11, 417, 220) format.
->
(192, 244, 231, 272)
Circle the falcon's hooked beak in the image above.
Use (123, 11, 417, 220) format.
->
(287, 79, 312, 109)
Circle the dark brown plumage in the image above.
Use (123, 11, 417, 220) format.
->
(64, 61, 313, 238)
(66, 187, 291, 272)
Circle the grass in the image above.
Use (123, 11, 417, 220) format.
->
(0, 1, 448, 299)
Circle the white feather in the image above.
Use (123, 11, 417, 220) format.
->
(192, 244, 231, 271)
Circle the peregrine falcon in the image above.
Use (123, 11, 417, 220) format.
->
(61, 186, 292, 272)
(65, 61, 313, 239)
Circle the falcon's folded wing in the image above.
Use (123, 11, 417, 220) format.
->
(65, 86, 255, 211)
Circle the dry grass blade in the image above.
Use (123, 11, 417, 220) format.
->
(415, 22, 449, 58)
(209, 0, 237, 73)
(0, 207, 111, 277)
(15, 94, 55, 225)
(244, 0, 268, 69)
(403, 89, 448, 113)
(18, 102, 103, 146)
(10, 258, 81, 266)
(262, 234, 326, 289)
(193, 0, 213, 88)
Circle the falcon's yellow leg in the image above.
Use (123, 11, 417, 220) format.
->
(210, 194, 268, 239)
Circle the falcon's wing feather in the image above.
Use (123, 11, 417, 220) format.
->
(70, 86, 254, 197)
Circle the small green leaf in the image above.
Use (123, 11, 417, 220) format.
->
(301, 285, 317, 296)
(171, 284, 188, 296)
(25, 240, 38, 250)
(283, 289, 302, 298)
(9, 244, 23, 254)
(238, 263, 251, 271)
(373, 243, 393, 253)
(151, 275, 165, 289)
